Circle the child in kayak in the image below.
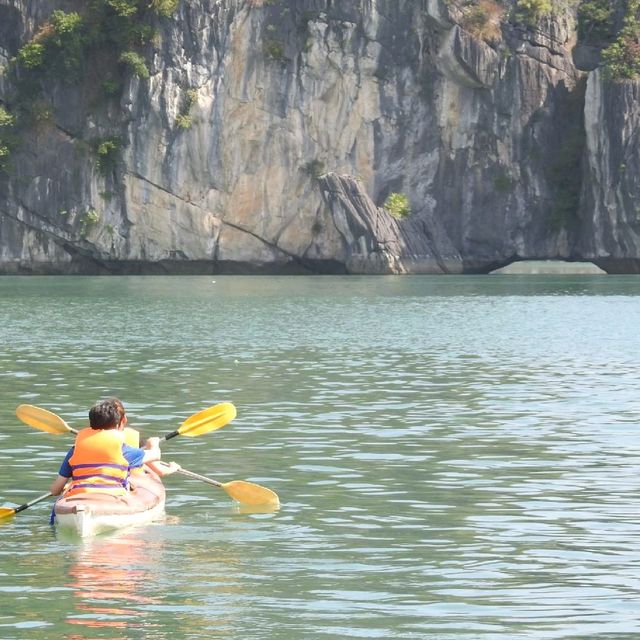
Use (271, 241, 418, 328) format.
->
(49, 398, 178, 497)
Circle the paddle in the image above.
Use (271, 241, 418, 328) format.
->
(15, 404, 74, 435)
(0, 492, 52, 520)
(159, 403, 236, 441)
(160, 464, 279, 507)
(15, 402, 237, 440)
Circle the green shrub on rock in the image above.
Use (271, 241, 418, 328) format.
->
(17, 42, 46, 69)
(119, 50, 149, 78)
(175, 88, 198, 129)
(516, 0, 552, 25)
(264, 39, 285, 60)
(578, 0, 615, 43)
(151, 0, 179, 17)
(0, 106, 16, 170)
(384, 193, 411, 219)
(175, 113, 193, 129)
(79, 208, 101, 237)
(601, 0, 640, 80)
(0, 107, 15, 128)
(461, 0, 505, 43)
(95, 138, 121, 173)
(106, 0, 139, 18)
(50, 11, 86, 76)
(16, 11, 86, 78)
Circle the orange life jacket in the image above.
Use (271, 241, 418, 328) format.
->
(66, 428, 130, 496)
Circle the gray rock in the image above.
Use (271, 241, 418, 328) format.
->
(0, 0, 638, 274)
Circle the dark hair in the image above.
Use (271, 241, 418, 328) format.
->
(89, 399, 122, 430)
(108, 397, 126, 422)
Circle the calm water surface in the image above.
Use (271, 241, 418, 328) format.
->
(0, 275, 639, 639)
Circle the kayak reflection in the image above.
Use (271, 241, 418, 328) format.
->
(64, 529, 165, 638)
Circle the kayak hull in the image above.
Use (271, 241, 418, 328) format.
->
(54, 473, 165, 537)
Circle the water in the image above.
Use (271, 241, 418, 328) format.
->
(0, 275, 639, 639)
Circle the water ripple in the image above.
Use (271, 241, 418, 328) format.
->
(1, 276, 640, 638)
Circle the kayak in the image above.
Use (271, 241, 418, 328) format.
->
(53, 473, 165, 537)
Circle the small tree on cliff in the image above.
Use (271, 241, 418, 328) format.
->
(384, 193, 411, 219)
(601, 0, 640, 80)
(516, 0, 552, 25)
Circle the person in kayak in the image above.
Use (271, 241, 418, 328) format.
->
(49, 398, 176, 497)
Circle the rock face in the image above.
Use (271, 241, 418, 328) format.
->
(580, 69, 640, 273)
(0, 0, 638, 274)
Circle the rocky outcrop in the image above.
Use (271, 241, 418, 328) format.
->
(0, 0, 638, 274)
(315, 172, 462, 274)
(580, 69, 640, 273)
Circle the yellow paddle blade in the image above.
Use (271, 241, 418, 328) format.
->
(177, 402, 237, 437)
(221, 480, 280, 507)
(0, 507, 17, 520)
(15, 404, 73, 435)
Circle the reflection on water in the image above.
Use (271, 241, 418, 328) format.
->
(63, 532, 163, 639)
(1, 276, 640, 639)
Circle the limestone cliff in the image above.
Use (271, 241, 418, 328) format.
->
(0, 0, 638, 274)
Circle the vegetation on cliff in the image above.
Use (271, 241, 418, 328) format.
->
(460, 1, 506, 42)
(451, 0, 553, 40)
(578, 0, 615, 43)
(384, 193, 412, 220)
(0, 107, 16, 170)
(452, 0, 640, 80)
(0, 0, 179, 173)
(515, 0, 552, 25)
(601, 0, 640, 80)
(15, 1, 178, 81)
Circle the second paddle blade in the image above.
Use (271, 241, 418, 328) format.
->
(16, 404, 72, 435)
(222, 480, 280, 507)
(0, 507, 17, 520)
(178, 402, 237, 437)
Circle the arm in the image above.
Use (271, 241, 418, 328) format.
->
(145, 460, 181, 477)
(50, 475, 69, 496)
(122, 437, 161, 469)
(51, 449, 73, 495)
(142, 436, 161, 464)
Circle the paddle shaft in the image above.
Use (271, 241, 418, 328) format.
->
(16, 492, 52, 513)
(175, 467, 222, 487)
(0, 492, 52, 519)
(166, 464, 279, 505)
(159, 430, 181, 443)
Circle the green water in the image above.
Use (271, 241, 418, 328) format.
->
(1, 275, 639, 639)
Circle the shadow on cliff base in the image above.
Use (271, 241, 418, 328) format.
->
(0, 258, 349, 276)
